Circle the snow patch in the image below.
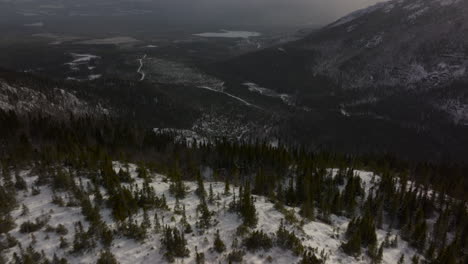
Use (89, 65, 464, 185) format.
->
(64, 53, 100, 71)
(408, 7, 429, 20)
(438, 99, 468, 125)
(243, 82, 294, 106)
(365, 33, 384, 49)
(88, 74, 102, 80)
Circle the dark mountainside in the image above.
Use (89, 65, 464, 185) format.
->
(212, 0, 468, 161)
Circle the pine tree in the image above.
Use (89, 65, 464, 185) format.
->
(397, 254, 405, 264)
(154, 213, 161, 233)
(224, 177, 231, 195)
(195, 173, 206, 199)
(197, 197, 212, 229)
(298, 251, 324, 264)
(161, 226, 190, 262)
(342, 230, 361, 256)
(239, 183, 257, 227)
(213, 230, 226, 253)
(208, 184, 215, 204)
(195, 246, 205, 264)
(96, 250, 119, 264)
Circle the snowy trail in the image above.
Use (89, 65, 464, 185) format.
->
(198, 86, 262, 109)
(137, 54, 147, 81)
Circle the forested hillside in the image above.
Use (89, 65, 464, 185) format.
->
(0, 109, 467, 263)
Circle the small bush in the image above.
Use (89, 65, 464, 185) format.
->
(19, 215, 49, 233)
(243, 230, 273, 252)
(213, 230, 226, 253)
(0, 214, 16, 234)
(96, 250, 119, 264)
(56, 224, 69, 235)
(276, 221, 304, 255)
(227, 249, 245, 263)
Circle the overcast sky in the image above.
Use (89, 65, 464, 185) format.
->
(145, 0, 387, 26)
(1, 0, 388, 28)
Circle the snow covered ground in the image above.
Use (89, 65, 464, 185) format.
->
(243, 82, 294, 106)
(2, 164, 423, 264)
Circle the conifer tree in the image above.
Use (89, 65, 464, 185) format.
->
(208, 184, 215, 204)
(197, 197, 212, 229)
(213, 230, 226, 253)
(224, 177, 231, 195)
(195, 172, 206, 199)
(96, 250, 119, 264)
(239, 183, 257, 227)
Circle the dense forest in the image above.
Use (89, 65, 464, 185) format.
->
(0, 109, 467, 263)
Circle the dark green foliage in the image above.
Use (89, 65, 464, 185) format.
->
(195, 247, 205, 264)
(213, 230, 226, 253)
(227, 249, 245, 263)
(169, 164, 186, 199)
(107, 187, 138, 222)
(196, 197, 213, 229)
(52, 169, 72, 190)
(59, 236, 69, 249)
(276, 220, 304, 255)
(195, 173, 206, 199)
(80, 196, 101, 225)
(208, 184, 215, 204)
(0, 185, 17, 215)
(100, 225, 114, 248)
(117, 168, 132, 183)
(342, 212, 377, 256)
(96, 250, 119, 264)
(118, 218, 147, 242)
(14, 174, 27, 191)
(0, 214, 16, 234)
(45, 224, 68, 235)
(51, 254, 69, 264)
(19, 215, 50, 233)
(243, 230, 273, 252)
(0, 234, 18, 251)
(160, 226, 190, 262)
(71, 222, 96, 254)
(230, 184, 258, 227)
(12, 245, 47, 264)
(342, 230, 362, 256)
(297, 251, 324, 264)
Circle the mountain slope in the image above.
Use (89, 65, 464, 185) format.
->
(1, 164, 424, 264)
(208, 0, 468, 159)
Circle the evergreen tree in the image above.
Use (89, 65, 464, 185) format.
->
(195, 172, 206, 199)
(239, 183, 258, 227)
(96, 250, 119, 264)
(213, 230, 226, 253)
(160, 226, 190, 262)
(196, 197, 212, 229)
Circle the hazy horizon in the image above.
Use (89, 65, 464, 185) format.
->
(1, 0, 389, 29)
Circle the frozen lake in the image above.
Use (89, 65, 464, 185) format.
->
(193, 30, 261, 38)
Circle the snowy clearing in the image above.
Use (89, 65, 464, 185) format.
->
(1, 165, 423, 264)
